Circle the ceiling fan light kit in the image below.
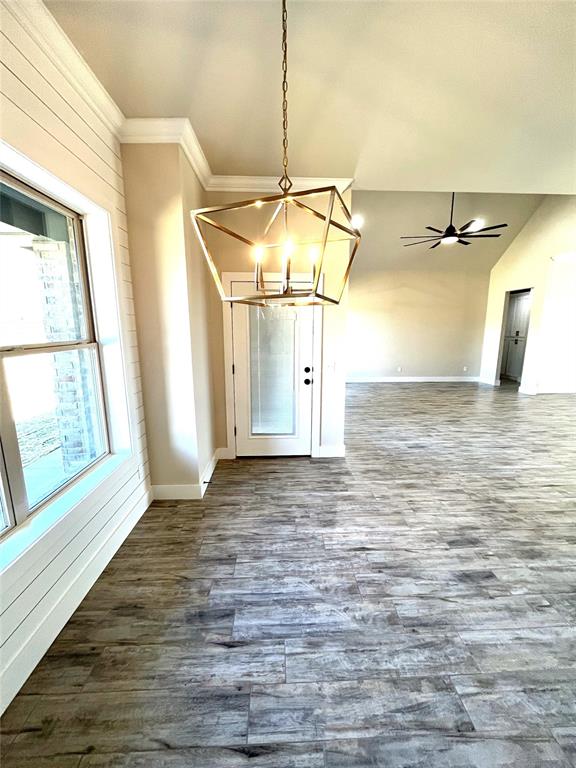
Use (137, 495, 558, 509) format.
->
(401, 192, 508, 250)
(191, 0, 361, 307)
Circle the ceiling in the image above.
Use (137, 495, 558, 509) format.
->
(46, 1, 576, 194)
(350, 191, 542, 276)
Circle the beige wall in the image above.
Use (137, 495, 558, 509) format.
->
(122, 144, 224, 493)
(179, 150, 226, 464)
(480, 195, 576, 394)
(346, 190, 543, 381)
(122, 144, 202, 485)
(345, 191, 521, 380)
(348, 268, 490, 379)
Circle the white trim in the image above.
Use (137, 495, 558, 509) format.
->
(120, 118, 353, 194)
(5, 1, 354, 193)
(151, 451, 222, 500)
(221, 272, 323, 459)
(310, 300, 324, 459)
(205, 175, 354, 195)
(152, 484, 203, 501)
(347, 376, 481, 383)
(119, 118, 211, 189)
(0, 140, 134, 459)
(200, 452, 218, 488)
(221, 297, 237, 460)
(0, 487, 151, 714)
(5, 0, 124, 136)
(314, 444, 346, 458)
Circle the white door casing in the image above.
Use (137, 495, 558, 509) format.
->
(221, 274, 322, 458)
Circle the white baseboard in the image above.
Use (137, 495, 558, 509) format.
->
(312, 444, 346, 458)
(152, 483, 204, 500)
(152, 449, 225, 501)
(347, 376, 480, 383)
(200, 452, 218, 489)
(0, 488, 151, 714)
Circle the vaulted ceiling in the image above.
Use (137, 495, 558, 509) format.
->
(350, 191, 543, 275)
(46, 0, 576, 194)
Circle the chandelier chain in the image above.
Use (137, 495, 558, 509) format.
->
(279, 0, 292, 192)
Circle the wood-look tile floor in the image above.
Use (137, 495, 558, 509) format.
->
(2, 383, 576, 767)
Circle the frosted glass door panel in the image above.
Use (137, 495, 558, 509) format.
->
(249, 307, 296, 435)
(232, 279, 314, 456)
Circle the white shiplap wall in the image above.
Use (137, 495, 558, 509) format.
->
(0, 0, 152, 710)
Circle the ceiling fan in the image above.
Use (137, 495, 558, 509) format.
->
(401, 193, 508, 249)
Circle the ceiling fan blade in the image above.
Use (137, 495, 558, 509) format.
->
(429, 241, 441, 249)
(403, 238, 442, 247)
(473, 223, 508, 233)
(426, 226, 443, 233)
(400, 235, 439, 239)
(458, 220, 475, 233)
(458, 239, 471, 245)
(464, 233, 502, 238)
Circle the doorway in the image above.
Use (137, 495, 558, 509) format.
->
(500, 289, 532, 384)
(227, 277, 318, 456)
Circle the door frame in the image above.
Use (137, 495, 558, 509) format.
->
(221, 272, 324, 459)
(495, 287, 533, 389)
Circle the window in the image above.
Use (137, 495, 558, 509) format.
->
(0, 174, 109, 534)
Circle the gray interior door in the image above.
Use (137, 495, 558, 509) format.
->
(501, 290, 532, 381)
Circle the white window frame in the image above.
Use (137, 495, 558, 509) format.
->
(0, 173, 112, 526)
(0, 142, 136, 559)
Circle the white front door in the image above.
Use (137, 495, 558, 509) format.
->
(232, 281, 314, 456)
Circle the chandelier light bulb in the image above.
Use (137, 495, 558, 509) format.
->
(253, 245, 265, 290)
(308, 245, 320, 283)
(308, 246, 320, 264)
(254, 200, 264, 209)
(351, 214, 364, 230)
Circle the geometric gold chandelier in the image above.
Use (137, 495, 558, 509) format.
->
(191, 0, 361, 307)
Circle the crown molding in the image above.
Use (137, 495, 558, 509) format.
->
(120, 118, 353, 193)
(204, 175, 354, 194)
(5, 0, 124, 136)
(119, 117, 212, 188)
(11, 1, 353, 193)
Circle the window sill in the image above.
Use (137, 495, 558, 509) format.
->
(0, 451, 136, 573)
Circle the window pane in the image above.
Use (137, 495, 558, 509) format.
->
(0, 182, 88, 346)
(0, 492, 8, 532)
(3, 347, 107, 509)
(249, 306, 296, 435)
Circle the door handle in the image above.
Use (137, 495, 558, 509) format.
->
(304, 366, 312, 373)
(304, 378, 312, 385)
